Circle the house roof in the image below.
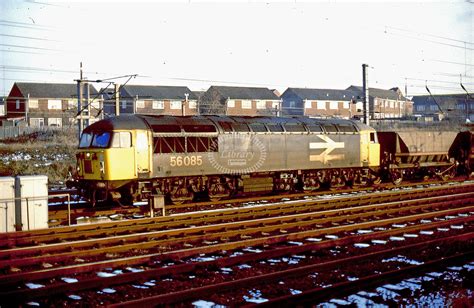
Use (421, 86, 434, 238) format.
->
(14, 82, 98, 98)
(283, 88, 356, 101)
(120, 85, 198, 100)
(347, 85, 406, 101)
(412, 94, 473, 105)
(211, 86, 279, 100)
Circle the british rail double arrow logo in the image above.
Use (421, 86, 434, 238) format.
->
(309, 135, 345, 163)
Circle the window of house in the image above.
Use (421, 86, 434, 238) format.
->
(242, 100, 252, 109)
(457, 103, 466, 110)
(342, 101, 349, 109)
(288, 101, 296, 109)
(29, 99, 38, 109)
(30, 118, 44, 127)
(430, 105, 438, 111)
(304, 100, 312, 109)
(16, 100, 20, 109)
(317, 101, 326, 110)
(91, 101, 100, 110)
(329, 101, 338, 110)
(170, 101, 182, 109)
(227, 100, 235, 108)
(136, 100, 145, 109)
(48, 99, 62, 110)
(152, 100, 164, 109)
(256, 100, 266, 109)
(189, 101, 197, 109)
(68, 100, 76, 109)
(416, 105, 425, 111)
(272, 101, 279, 109)
(48, 117, 62, 127)
(121, 101, 127, 109)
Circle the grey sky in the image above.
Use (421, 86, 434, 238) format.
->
(1, 0, 472, 97)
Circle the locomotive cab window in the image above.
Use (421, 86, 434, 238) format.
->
(91, 132, 111, 148)
(79, 133, 93, 148)
(111, 132, 132, 148)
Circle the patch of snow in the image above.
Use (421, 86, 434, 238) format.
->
(126, 267, 144, 273)
(354, 243, 370, 248)
(287, 241, 303, 246)
(144, 281, 156, 287)
(132, 284, 149, 289)
(392, 224, 407, 228)
(68, 295, 82, 300)
(25, 283, 44, 289)
(419, 230, 434, 235)
(242, 248, 262, 253)
(26, 302, 40, 306)
(420, 219, 432, 223)
(99, 288, 116, 294)
(371, 239, 387, 245)
(376, 287, 400, 301)
(238, 264, 251, 269)
(382, 255, 423, 265)
(329, 299, 352, 305)
(290, 289, 302, 295)
(347, 276, 359, 281)
(325, 235, 339, 239)
(243, 289, 268, 303)
(357, 229, 373, 234)
(437, 228, 449, 232)
(389, 236, 405, 241)
(306, 237, 322, 242)
(450, 225, 464, 229)
(403, 233, 418, 238)
(192, 300, 225, 308)
(61, 277, 78, 283)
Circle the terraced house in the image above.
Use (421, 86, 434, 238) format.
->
(199, 86, 281, 116)
(4, 82, 102, 127)
(102, 85, 198, 116)
(280, 88, 357, 119)
(347, 86, 412, 120)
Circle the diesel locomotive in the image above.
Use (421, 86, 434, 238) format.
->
(73, 115, 381, 205)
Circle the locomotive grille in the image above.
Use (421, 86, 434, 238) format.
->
(84, 160, 93, 174)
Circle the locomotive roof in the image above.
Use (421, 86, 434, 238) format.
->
(83, 114, 373, 134)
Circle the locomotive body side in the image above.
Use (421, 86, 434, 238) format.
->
(74, 115, 381, 205)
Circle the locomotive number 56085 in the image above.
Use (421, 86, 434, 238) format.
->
(170, 155, 203, 167)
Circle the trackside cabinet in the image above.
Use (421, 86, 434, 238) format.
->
(0, 177, 16, 232)
(14, 175, 48, 231)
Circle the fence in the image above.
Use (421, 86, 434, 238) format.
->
(0, 126, 73, 140)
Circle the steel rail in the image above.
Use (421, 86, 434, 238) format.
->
(107, 233, 474, 307)
(1, 183, 472, 248)
(0, 205, 472, 287)
(1, 191, 472, 266)
(2, 217, 473, 304)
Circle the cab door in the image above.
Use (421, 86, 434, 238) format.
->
(135, 130, 151, 177)
(360, 132, 369, 166)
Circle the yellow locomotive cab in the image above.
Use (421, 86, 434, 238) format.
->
(77, 129, 151, 181)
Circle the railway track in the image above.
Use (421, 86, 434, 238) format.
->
(46, 178, 471, 227)
(1, 182, 473, 306)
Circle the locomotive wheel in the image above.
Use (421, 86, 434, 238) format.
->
(390, 170, 403, 185)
